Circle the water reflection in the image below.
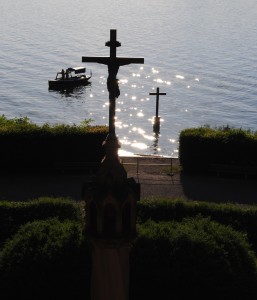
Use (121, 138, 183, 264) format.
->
(47, 64, 190, 157)
(137, 111, 144, 117)
(152, 68, 159, 74)
(48, 83, 92, 99)
(107, 65, 185, 157)
(118, 148, 135, 157)
(151, 133, 160, 155)
(131, 142, 148, 150)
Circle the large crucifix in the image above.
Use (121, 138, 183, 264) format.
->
(82, 29, 144, 141)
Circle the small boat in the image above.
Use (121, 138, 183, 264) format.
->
(48, 67, 92, 90)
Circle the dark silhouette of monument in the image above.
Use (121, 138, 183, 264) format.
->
(82, 29, 144, 300)
(149, 87, 166, 133)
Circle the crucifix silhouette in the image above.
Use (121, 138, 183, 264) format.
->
(82, 29, 144, 182)
(82, 29, 144, 138)
(149, 87, 166, 133)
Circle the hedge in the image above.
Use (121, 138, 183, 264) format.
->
(0, 197, 83, 248)
(179, 127, 257, 173)
(0, 218, 91, 300)
(0, 116, 108, 173)
(137, 198, 257, 254)
(1, 217, 256, 299)
(130, 218, 257, 299)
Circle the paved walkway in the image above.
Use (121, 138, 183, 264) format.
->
(0, 156, 257, 204)
(121, 156, 257, 205)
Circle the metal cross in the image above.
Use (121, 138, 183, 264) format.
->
(82, 29, 144, 136)
(149, 87, 166, 119)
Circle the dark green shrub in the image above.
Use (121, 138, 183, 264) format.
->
(0, 116, 108, 173)
(179, 127, 257, 173)
(138, 198, 257, 254)
(130, 218, 257, 300)
(0, 218, 91, 300)
(0, 197, 83, 248)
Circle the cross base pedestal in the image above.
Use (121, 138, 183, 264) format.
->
(96, 134, 127, 185)
(82, 178, 140, 300)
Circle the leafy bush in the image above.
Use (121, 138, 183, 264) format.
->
(138, 198, 257, 253)
(0, 115, 101, 134)
(130, 218, 257, 300)
(179, 126, 257, 173)
(0, 115, 108, 173)
(0, 218, 91, 300)
(1, 196, 257, 299)
(0, 197, 83, 248)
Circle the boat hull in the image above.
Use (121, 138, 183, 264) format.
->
(48, 76, 91, 90)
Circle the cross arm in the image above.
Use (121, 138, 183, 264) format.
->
(117, 57, 144, 66)
(82, 56, 110, 65)
(149, 92, 167, 95)
(82, 56, 144, 66)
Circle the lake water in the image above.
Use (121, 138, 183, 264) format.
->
(1, 0, 257, 157)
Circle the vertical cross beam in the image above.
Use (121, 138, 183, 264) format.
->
(105, 30, 121, 136)
(82, 29, 144, 153)
(106, 29, 121, 60)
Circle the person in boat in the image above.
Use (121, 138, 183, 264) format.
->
(65, 69, 69, 79)
(61, 69, 65, 80)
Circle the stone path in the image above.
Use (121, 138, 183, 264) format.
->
(121, 156, 257, 204)
(0, 155, 257, 204)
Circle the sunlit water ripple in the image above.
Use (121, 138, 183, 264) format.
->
(1, 0, 257, 157)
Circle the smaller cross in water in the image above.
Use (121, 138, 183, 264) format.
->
(149, 87, 166, 133)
